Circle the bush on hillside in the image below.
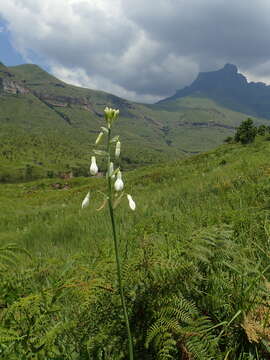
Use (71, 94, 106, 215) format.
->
(234, 118, 257, 144)
(257, 124, 267, 136)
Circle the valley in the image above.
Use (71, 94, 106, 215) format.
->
(1, 62, 268, 181)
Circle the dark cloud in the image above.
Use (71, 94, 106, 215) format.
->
(1, 0, 270, 102)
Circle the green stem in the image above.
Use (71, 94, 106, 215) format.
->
(106, 128, 134, 360)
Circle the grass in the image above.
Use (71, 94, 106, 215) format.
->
(2, 61, 270, 357)
(1, 136, 270, 358)
(1, 135, 270, 257)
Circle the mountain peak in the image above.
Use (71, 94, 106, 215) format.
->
(158, 63, 270, 119)
(222, 63, 238, 74)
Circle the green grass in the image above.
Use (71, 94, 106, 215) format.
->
(1, 63, 270, 182)
(1, 136, 270, 358)
(2, 62, 270, 358)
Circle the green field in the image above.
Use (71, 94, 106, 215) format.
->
(1, 133, 270, 359)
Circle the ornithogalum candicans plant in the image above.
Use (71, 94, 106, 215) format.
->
(82, 107, 135, 360)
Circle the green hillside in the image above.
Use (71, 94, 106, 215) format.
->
(1, 135, 270, 358)
(1, 62, 268, 181)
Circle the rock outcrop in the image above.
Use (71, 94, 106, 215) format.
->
(0, 64, 30, 95)
(0, 78, 30, 95)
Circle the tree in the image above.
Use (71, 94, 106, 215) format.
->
(257, 124, 266, 136)
(234, 118, 257, 144)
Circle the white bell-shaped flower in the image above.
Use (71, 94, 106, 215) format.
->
(82, 192, 90, 209)
(90, 156, 98, 175)
(114, 171, 124, 191)
(127, 194, 136, 211)
(115, 141, 121, 158)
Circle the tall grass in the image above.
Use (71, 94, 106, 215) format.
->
(1, 137, 270, 358)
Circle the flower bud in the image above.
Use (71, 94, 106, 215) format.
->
(114, 171, 124, 191)
(82, 192, 90, 209)
(95, 132, 103, 144)
(90, 156, 98, 175)
(115, 141, 121, 158)
(127, 194, 136, 211)
(109, 162, 114, 177)
(104, 107, 119, 127)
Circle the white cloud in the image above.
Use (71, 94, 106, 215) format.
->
(1, 0, 270, 102)
(51, 64, 162, 103)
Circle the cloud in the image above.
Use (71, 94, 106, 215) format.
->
(1, 0, 270, 102)
(51, 64, 162, 103)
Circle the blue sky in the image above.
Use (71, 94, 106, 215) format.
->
(0, 18, 25, 66)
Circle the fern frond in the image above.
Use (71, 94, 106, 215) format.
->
(0, 243, 31, 272)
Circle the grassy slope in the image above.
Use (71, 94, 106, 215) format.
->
(0, 65, 178, 180)
(1, 137, 270, 358)
(1, 63, 268, 182)
(1, 135, 270, 255)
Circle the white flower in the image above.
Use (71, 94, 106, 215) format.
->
(115, 141, 121, 158)
(82, 192, 90, 209)
(90, 156, 98, 175)
(109, 162, 115, 178)
(127, 194, 136, 211)
(95, 132, 103, 144)
(114, 171, 124, 191)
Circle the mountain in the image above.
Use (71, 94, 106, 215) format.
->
(0, 62, 179, 181)
(0, 61, 267, 181)
(159, 63, 270, 119)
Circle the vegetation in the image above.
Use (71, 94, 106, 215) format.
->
(2, 61, 270, 358)
(1, 62, 269, 182)
(227, 118, 270, 145)
(234, 118, 257, 144)
(1, 134, 270, 358)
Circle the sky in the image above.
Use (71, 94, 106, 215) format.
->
(0, 18, 24, 66)
(1, 0, 270, 103)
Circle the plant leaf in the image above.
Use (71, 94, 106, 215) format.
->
(101, 126, 108, 133)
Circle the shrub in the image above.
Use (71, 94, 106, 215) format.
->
(234, 118, 257, 144)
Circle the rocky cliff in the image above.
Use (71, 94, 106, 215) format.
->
(159, 64, 270, 119)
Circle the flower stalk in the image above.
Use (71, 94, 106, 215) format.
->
(82, 107, 135, 359)
(106, 124, 134, 360)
